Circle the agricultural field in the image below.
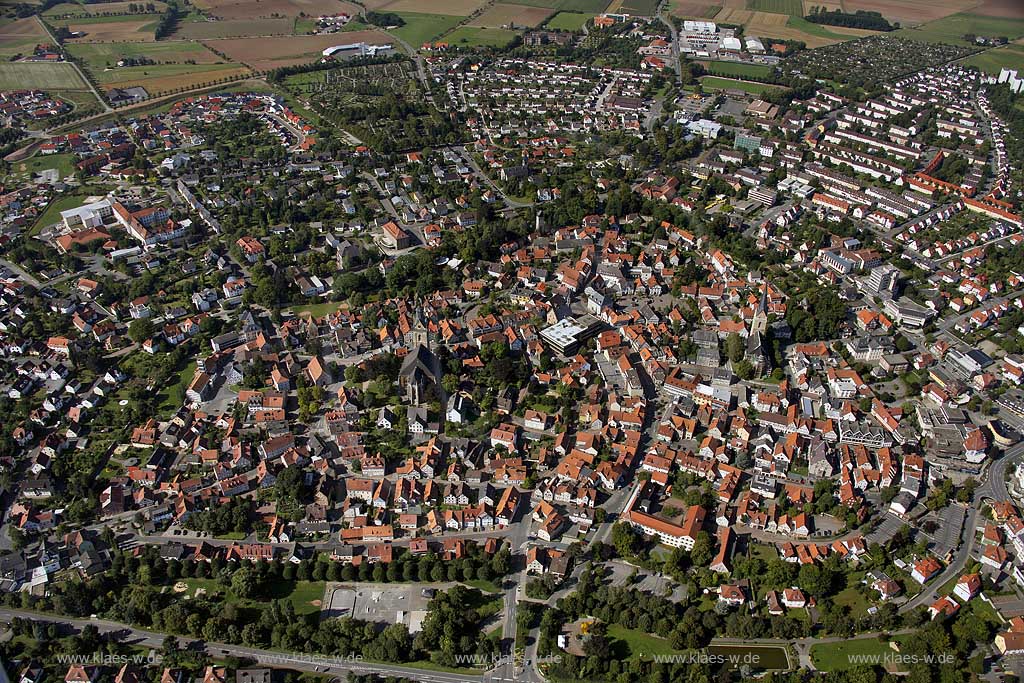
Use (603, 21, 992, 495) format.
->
(470, 3, 553, 28)
(0, 16, 48, 58)
(512, 0, 610, 13)
(96, 63, 250, 94)
(388, 12, 462, 46)
(896, 12, 1024, 45)
(171, 17, 296, 39)
(445, 25, 518, 47)
(839, 0, 986, 27)
(699, 75, 783, 94)
(669, 1, 721, 19)
(67, 40, 225, 70)
(713, 8, 873, 47)
(746, 0, 802, 15)
(58, 14, 164, 42)
(43, 1, 168, 18)
(191, 0, 359, 20)
(203, 29, 393, 71)
(0, 62, 88, 89)
(545, 11, 591, 30)
(368, 0, 487, 16)
(964, 44, 1024, 75)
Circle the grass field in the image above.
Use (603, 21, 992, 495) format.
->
(0, 62, 88, 89)
(607, 624, 681, 659)
(513, 0, 609, 12)
(545, 10, 591, 29)
(99, 63, 251, 94)
(32, 194, 93, 234)
(746, 0, 802, 15)
(965, 44, 1024, 74)
(389, 12, 462, 45)
(180, 579, 326, 615)
(0, 16, 50, 58)
(699, 75, 782, 94)
(700, 60, 774, 78)
(10, 153, 77, 179)
(896, 12, 1024, 45)
(810, 636, 910, 672)
(610, 0, 659, 15)
(471, 2, 553, 27)
(445, 26, 518, 47)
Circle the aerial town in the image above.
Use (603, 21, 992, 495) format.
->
(1, 1, 1024, 683)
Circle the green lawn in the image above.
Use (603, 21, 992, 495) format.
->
(389, 12, 462, 46)
(699, 76, 782, 95)
(607, 624, 682, 660)
(445, 26, 518, 47)
(746, 0, 802, 15)
(832, 585, 870, 619)
(51, 11, 163, 25)
(545, 11, 590, 31)
(464, 578, 503, 593)
(896, 12, 1024, 45)
(181, 579, 326, 615)
(964, 44, 1024, 75)
(157, 359, 196, 416)
(0, 62, 88, 90)
(701, 60, 774, 79)
(810, 636, 908, 672)
(31, 194, 92, 234)
(291, 300, 344, 317)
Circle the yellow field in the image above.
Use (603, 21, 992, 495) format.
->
(372, 0, 487, 16)
(469, 3, 553, 28)
(65, 18, 157, 42)
(840, 0, 980, 26)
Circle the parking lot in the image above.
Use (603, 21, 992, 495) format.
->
(322, 582, 439, 633)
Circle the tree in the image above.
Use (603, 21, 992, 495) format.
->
(611, 522, 639, 558)
(128, 318, 155, 343)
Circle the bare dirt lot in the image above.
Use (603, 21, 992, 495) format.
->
(191, 0, 359, 19)
(98, 64, 251, 94)
(469, 3, 553, 28)
(203, 29, 393, 70)
(971, 0, 1024, 18)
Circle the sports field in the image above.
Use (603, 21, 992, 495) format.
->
(699, 75, 783, 94)
(700, 60, 774, 79)
(0, 62, 89, 90)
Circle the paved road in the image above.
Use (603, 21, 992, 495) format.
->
(0, 258, 42, 288)
(900, 443, 1024, 614)
(0, 608, 481, 683)
(656, 0, 683, 83)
